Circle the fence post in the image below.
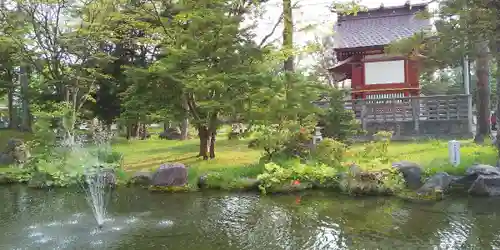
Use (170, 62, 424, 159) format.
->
(411, 98, 420, 135)
(361, 101, 367, 131)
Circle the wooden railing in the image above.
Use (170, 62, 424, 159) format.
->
(341, 94, 472, 136)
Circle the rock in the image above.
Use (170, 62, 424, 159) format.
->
(0, 153, 14, 166)
(228, 132, 240, 140)
(238, 178, 260, 191)
(28, 172, 53, 189)
(417, 172, 453, 195)
(468, 175, 500, 196)
(465, 164, 500, 176)
(0, 138, 30, 166)
(392, 161, 423, 190)
(0, 173, 12, 185)
(129, 171, 153, 186)
(348, 164, 362, 176)
(152, 163, 188, 187)
(342, 165, 395, 195)
(158, 128, 182, 140)
(247, 139, 259, 149)
(197, 174, 208, 189)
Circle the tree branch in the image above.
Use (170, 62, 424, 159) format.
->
(258, 11, 283, 47)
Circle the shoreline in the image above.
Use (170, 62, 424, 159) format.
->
(2, 161, 499, 202)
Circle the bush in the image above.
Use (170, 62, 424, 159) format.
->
(252, 118, 317, 160)
(257, 161, 339, 194)
(313, 138, 346, 167)
(318, 90, 363, 141)
(356, 131, 393, 163)
(338, 160, 405, 196)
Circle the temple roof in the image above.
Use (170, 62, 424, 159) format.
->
(333, 3, 431, 50)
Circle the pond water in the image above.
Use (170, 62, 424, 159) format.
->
(2, 186, 500, 250)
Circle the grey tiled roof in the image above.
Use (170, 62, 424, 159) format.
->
(333, 5, 431, 49)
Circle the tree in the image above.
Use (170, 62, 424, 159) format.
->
(387, 0, 499, 143)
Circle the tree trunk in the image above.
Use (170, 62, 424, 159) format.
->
(474, 42, 491, 144)
(7, 84, 16, 129)
(209, 130, 216, 159)
(207, 113, 218, 159)
(282, 0, 294, 72)
(495, 22, 500, 160)
(126, 121, 138, 140)
(198, 125, 209, 159)
(180, 118, 189, 140)
(136, 122, 141, 138)
(163, 121, 171, 131)
(180, 96, 189, 140)
(19, 64, 31, 132)
(139, 123, 148, 140)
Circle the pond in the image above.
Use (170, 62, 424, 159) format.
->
(2, 186, 500, 249)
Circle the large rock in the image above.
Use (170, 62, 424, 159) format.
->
(0, 153, 14, 165)
(466, 164, 500, 176)
(468, 175, 500, 196)
(392, 161, 423, 190)
(197, 174, 208, 189)
(152, 163, 188, 186)
(129, 171, 153, 186)
(158, 128, 182, 140)
(341, 165, 394, 195)
(0, 173, 13, 185)
(0, 138, 30, 166)
(417, 172, 453, 195)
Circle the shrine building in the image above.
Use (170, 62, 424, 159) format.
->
(328, 2, 431, 100)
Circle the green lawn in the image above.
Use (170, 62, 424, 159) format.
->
(113, 136, 497, 181)
(0, 128, 497, 184)
(112, 136, 264, 184)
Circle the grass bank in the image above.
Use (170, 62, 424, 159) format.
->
(112, 137, 263, 186)
(113, 136, 497, 187)
(0, 129, 497, 192)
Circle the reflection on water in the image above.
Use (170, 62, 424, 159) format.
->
(2, 186, 500, 249)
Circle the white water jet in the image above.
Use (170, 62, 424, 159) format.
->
(83, 166, 111, 228)
(60, 122, 115, 228)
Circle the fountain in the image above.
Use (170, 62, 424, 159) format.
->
(60, 122, 115, 228)
(83, 166, 112, 228)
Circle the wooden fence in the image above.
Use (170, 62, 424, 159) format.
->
(340, 94, 472, 138)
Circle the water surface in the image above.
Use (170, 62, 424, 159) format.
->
(2, 186, 500, 249)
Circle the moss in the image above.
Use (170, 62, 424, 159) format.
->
(148, 185, 195, 193)
(396, 189, 445, 202)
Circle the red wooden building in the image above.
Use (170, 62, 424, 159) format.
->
(328, 3, 431, 100)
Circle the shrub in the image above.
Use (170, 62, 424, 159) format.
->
(257, 161, 339, 194)
(252, 118, 317, 160)
(357, 131, 393, 163)
(313, 138, 346, 167)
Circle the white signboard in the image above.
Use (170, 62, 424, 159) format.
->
(448, 140, 461, 167)
(364, 60, 405, 85)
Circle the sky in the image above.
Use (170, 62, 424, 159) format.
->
(250, 0, 432, 68)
